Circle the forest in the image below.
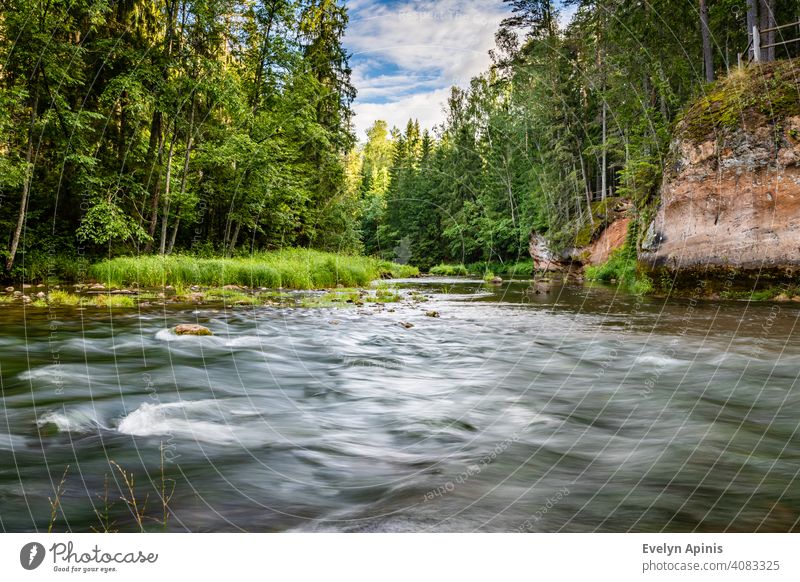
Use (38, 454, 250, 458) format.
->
(0, 0, 358, 281)
(1, 0, 799, 281)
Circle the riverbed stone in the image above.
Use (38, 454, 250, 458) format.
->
(398, 321, 414, 329)
(4, 286, 13, 293)
(174, 324, 213, 336)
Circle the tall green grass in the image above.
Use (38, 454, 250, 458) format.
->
(429, 263, 469, 276)
(430, 261, 533, 277)
(90, 249, 419, 290)
(465, 260, 533, 277)
(584, 244, 652, 294)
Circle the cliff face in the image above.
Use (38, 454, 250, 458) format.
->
(641, 61, 800, 273)
(585, 217, 630, 265)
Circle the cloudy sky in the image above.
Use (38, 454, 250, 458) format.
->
(344, 0, 509, 141)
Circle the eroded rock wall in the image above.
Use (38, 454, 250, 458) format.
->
(641, 115, 800, 271)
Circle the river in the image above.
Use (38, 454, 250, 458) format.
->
(1, 278, 799, 532)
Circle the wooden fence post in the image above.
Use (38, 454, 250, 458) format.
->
(753, 25, 761, 62)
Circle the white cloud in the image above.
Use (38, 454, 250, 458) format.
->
(352, 87, 453, 140)
(346, 0, 507, 140)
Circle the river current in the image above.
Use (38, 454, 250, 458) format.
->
(1, 279, 798, 532)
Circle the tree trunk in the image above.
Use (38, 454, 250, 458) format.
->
(601, 99, 607, 202)
(747, 0, 758, 60)
(165, 98, 195, 255)
(578, 151, 593, 225)
(144, 0, 178, 253)
(251, 0, 278, 114)
(167, 210, 181, 255)
(143, 110, 164, 253)
(228, 222, 241, 256)
(700, 0, 714, 82)
(762, 0, 776, 62)
(759, 0, 772, 62)
(7, 88, 39, 273)
(159, 132, 177, 255)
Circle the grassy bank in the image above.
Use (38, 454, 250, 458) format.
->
(429, 260, 533, 277)
(90, 249, 418, 290)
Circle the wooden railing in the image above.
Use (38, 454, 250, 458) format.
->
(739, 20, 800, 65)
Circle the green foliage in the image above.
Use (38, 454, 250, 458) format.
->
(429, 264, 469, 276)
(585, 245, 637, 285)
(0, 0, 360, 276)
(90, 249, 418, 290)
(77, 200, 151, 245)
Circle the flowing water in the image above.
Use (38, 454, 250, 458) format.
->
(1, 278, 799, 532)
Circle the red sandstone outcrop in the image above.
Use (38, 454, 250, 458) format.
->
(585, 217, 630, 265)
(641, 114, 800, 271)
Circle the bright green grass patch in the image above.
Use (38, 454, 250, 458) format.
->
(86, 294, 136, 308)
(585, 246, 636, 284)
(465, 260, 533, 277)
(429, 263, 469, 276)
(90, 249, 418, 290)
(48, 290, 81, 306)
(0, 295, 15, 304)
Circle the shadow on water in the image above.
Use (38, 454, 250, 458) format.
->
(1, 277, 799, 531)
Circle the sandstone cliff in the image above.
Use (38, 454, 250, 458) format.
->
(641, 60, 800, 274)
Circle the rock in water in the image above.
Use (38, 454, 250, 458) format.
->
(398, 321, 414, 329)
(4, 286, 13, 293)
(489, 276, 503, 284)
(425, 311, 440, 318)
(174, 324, 213, 336)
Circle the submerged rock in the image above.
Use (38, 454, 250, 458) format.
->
(174, 324, 213, 336)
(489, 276, 503, 284)
(425, 310, 440, 318)
(398, 321, 414, 329)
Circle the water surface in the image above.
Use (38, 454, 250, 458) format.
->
(1, 279, 799, 532)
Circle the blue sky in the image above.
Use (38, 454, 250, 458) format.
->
(344, 0, 509, 140)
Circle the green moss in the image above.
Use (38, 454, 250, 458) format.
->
(678, 59, 800, 144)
